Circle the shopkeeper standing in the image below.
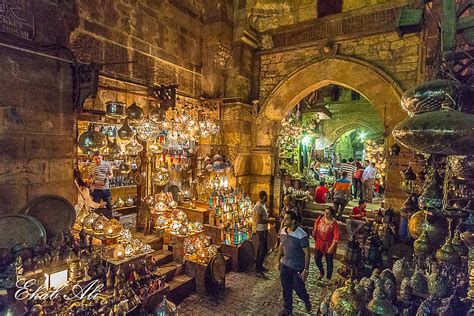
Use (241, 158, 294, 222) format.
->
(88, 152, 114, 215)
(253, 191, 275, 278)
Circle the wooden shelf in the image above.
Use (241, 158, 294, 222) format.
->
(110, 185, 137, 189)
(114, 205, 137, 212)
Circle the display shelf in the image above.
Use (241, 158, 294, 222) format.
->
(110, 185, 138, 189)
(113, 205, 137, 212)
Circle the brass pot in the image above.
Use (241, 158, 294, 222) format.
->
(408, 210, 448, 248)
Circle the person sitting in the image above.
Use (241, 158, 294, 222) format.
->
(314, 181, 330, 204)
(74, 171, 109, 218)
(346, 200, 369, 237)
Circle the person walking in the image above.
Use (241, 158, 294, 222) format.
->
(312, 206, 339, 285)
(340, 159, 356, 194)
(278, 210, 312, 315)
(88, 152, 114, 217)
(332, 171, 351, 220)
(362, 161, 377, 203)
(279, 195, 298, 232)
(253, 191, 275, 277)
(353, 161, 364, 200)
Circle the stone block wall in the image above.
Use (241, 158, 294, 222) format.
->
(259, 32, 421, 102)
(0, 0, 78, 215)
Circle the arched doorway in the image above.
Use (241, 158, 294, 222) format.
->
(252, 56, 407, 210)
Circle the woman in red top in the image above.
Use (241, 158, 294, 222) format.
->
(312, 206, 339, 283)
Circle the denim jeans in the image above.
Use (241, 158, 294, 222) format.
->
(280, 264, 310, 313)
(315, 250, 334, 279)
(91, 189, 113, 210)
(256, 230, 268, 272)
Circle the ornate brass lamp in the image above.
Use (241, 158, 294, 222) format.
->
(345, 235, 362, 265)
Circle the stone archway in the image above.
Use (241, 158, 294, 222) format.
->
(251, 56, 408, 209)
(326, 121, 383, 144)
(258, 56, 405, 140)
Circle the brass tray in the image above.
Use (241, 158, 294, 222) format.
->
(0, 214, 46, 250)
(21, 195, 76, 239)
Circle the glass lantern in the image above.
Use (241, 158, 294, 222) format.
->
(92, 215, 108, 235)
(170, 221, 182, 234)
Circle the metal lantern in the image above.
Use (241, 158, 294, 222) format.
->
(345, 235, 362, 265)
(125, 136, 144, 155)
(105, 101, 127, 119)
(418, 171, 443, 212)
(78, 125, 107, 154)
(118, 118, 134, 141)
(126, 102, 144, 124)
(401, 165, 417, 192)
(365, 232, 382, 266)
(400, 79, 474, 117)
(367, 283, 398, 315)
(153, 167, 170, 186)
(136, 118, 159, 141)
(392, 111, 474, 155)
(149, 105, 166, 124)
(153, 295, 178, 316)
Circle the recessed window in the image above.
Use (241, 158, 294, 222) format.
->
(318, 0, 343, 18)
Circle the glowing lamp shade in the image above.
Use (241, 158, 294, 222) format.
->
(44, 266, 68, 290)
(302, 135, 312, 145)
(113, 244, 125, 260)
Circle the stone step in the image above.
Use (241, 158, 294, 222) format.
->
(149, 250, 174, 267)
(159, 261, 184, 282)
(167, 274, 196, 304)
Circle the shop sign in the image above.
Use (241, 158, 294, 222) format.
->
(0, 0, 34, 40)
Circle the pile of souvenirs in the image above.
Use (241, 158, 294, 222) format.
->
(184, 234, 219, 264)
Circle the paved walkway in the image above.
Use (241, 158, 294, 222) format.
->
(178, 251, 341, 315)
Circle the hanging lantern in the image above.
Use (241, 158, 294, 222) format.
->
(126, 102, 144, 124)
(392, 111, 474, 155)
(109, 138, 123, 158)
(119, 161, 131, 175)
(435, 236, 460, 265)
(400, 79, 474, 117)
(105, 101, 127, 119)
(125, 136, 144, 155)
(149, 105, 166, 124)
(344, 235, 362, 265)
(148, 139, 163, 154)
(136, 118, 159, 141)
(83, 212, 99, 231)
(153, 167, 170, 186)
(414, 227, 432, 256)
(78, 125, 107, 154)
(401, 165, 417, 192)
(118, 119, 134, 141)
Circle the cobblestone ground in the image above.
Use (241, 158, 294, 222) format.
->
(178, 250, 342, 315)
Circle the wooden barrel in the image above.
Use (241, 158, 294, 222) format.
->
(267, 226, 278, 255)
(238, 240, 255, 272)
(250, 234, 259, 260)
(206, 254, 226, 294)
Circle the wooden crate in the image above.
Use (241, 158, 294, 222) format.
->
(184, 260, 208, 295)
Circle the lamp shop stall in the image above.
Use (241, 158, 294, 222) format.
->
(0, 73, 255, 314)
(319, 3, 474, 314)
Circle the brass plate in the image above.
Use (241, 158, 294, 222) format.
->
(21, 195, 76, 239)
(209, 254, 226, 285)
(0, 214, 46, 250)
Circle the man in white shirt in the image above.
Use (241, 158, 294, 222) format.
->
(362, 161, 377, 203)
(253, 191, 275, 277)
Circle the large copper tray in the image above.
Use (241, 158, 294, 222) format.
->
(21, 195, 76, 239)
(0, 214, 46, 250)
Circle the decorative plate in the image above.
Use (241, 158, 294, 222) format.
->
(21, 195, 76, 239)
(0, 214, 46, 250)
